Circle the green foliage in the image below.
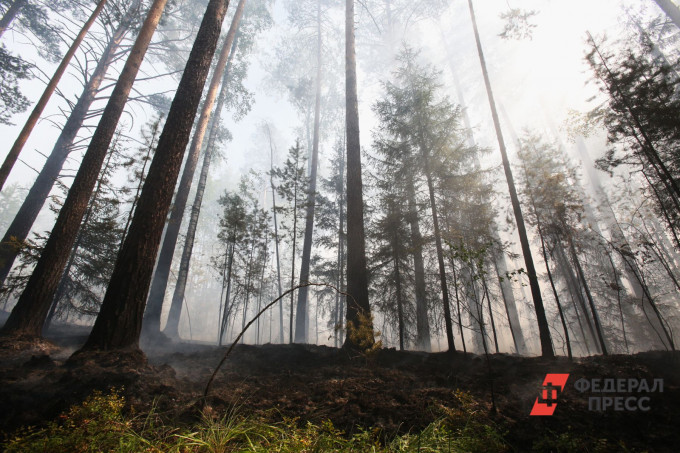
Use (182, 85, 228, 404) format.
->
(3, 389, 510, 452)
(586, 32, 680, 239)
(0, 44, 31, 125)
(498, 8, 538, 41)
(3, 389, 135, 453)
(347, 311, 382, 357)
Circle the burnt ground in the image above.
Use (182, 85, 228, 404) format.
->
(0, 318, 679, 452)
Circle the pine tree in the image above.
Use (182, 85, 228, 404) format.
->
(344, 0, 373, 350)
(81, 0, 232, 351)
(0, 0, 170, 340)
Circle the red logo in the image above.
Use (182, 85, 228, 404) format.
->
(530, 374, 570, 416)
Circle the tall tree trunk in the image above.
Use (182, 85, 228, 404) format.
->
(162, 36, 239, 338)
(335, 141, 346, 347)
(0, 0, 110, 190)
(266, 125, 284, 344)
(240, 239, 256, 342)
(344, 0, 373, 349)
(445, 37, 526, 355)
(554, 242, 598, 353)
(255, 234, 268, 344)
(540, 235, 572, 359)
(448, 253, 466, 353)
(0, 0, 27, 39)
(420, 145, 455, 352)
(294, 0, 322, 344)
(119, 115, 159, 252)
(405, 176, 431, 351)
(568, 238, 608, 355)
(467, 0, 553, 357)
(1, 0, 169, 339)
(388, 200, 405, 351)
(653, 0, 680, 29)
(481, 273, 499, 353)
(144, 1, 246, 335)
(45, 140, 119, 331)
(0, 4, 136, 288)
(219, 242, 235, 344)
(289, 163, 299, 344)
(491, 258, 518, 354)
(80, 0, 231, 352)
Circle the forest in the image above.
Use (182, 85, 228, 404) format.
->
(0, 0, 679, 451)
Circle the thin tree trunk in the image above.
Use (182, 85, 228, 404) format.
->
(492, 258, 518, 354)
(0, 0, 27, 39)
(45, 139, 119, 331)
(406, 176, 431, 351)
(444, 34, 526, 355)
(467, 0, 553, 357)
(421, 148, 455, 352)
(289, 167, 298, 344)
(0, 5, 136, 287)
(158, 32, 241, 338)
(617, 248, 676, 350)
(588, 32, 680, 210)
(554, 243, 596, 354)
(448, 252, 466, 353)
(344, 0, 373, 349)
(81, 0, 231, 351)
(540, 235, 572, 359)
(569, 238, 608, 355)
(0, 0, 110, 190)
(145, 2, 245, 335)
(217, 246, 229, 342)
(240, 239, 256, 343)
(294, 0, 322, 344)
(1, 0, 168, 339)
(219, 242, 235, 345)
(256, 234, 268, 344)
(389, 201, 405, 351)
(119, 115, 159, 252)
(337, 141, 346, 345)
(653, 0, 680, 29)
(481, 273, 499, 353)
(265, 125, 284, 344)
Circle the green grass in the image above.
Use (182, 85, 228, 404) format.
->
(2, 389, 509, 452)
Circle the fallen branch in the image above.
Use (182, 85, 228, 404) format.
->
(203, 282, 356, 398)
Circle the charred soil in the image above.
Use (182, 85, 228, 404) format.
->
(0, 323, 679, 452)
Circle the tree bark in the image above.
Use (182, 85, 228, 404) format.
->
(0, 0, 27, 39)
(569, 238, 608, 355)
(144, 0, 246, 336)
(45, 140, 118, 331)
(405, 176, 431, 351)
(266, 125, 284, 344)
(653, 0, 680, 29)
(0, 0, 110, 190)
(541, 234, 572, 359)
(421, 145, 455, 352)
(294, 0, 322, 344)
(162, 35, 240, 339)
(467, 0, 553, 357)
(344, 0, 373, 349)
(0, 4, 136, 287)
(448, 253, 466, 352)
(1, 0, 168, 339)
(219, 242, 235, 344)
(80, 0, 231, 352)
